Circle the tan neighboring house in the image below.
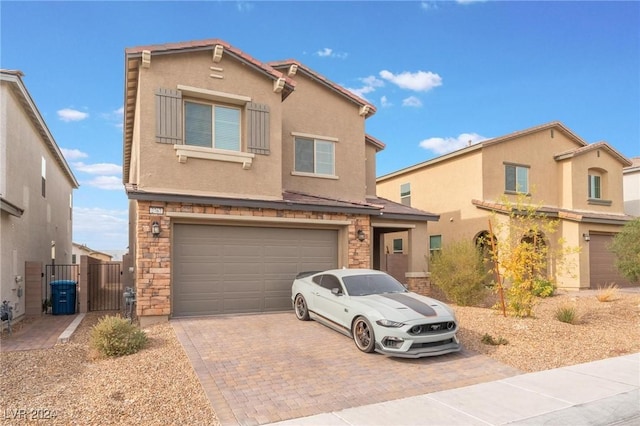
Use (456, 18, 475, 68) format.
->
(123, 39, 438, 325)
(72, 242, 113, 264)
(623, 157, 640, 217)
(1, 70, 79, 320)
(377, 121, 634, 290)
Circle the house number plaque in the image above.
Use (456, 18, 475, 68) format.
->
(149, 207, 164, 215)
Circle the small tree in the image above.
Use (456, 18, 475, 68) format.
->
(610, 218, 640, 283)
(429, 239, 489, 306)
(487, 193, 578, 317)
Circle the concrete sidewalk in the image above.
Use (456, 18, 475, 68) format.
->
(269, 353, 639, 426)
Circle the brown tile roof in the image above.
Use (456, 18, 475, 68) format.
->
(471, 199, 633, 225)
(366, 134, 386, 151)
(554, 141, 632, 167)
(366, 196, 439, 221)
(270, 59, 376, 118)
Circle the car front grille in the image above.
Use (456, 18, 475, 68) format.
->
(407, 322, 456, 335)
(410, 338, 455, 349)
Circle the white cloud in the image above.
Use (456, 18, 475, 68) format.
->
(346, 75, 385, 99)
(421, 1, 438, 10)
(236, 1, 254, 12)
(61, 148, 88, 160)
(84, 176, 123, 191)
(316, 47, 348, 59)
(379, 70, 442, 92)
(419, 132, 489, 155)
(73, 162, 122, 175)
(402, 96, 423, 107)
(58, 108, 89, 122)
(380, 96, 392, 107)
(73, 206, 128, 250)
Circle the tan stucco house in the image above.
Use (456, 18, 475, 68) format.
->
(1, 70, 79, 321)
(123, 39, 438, 325)
(377, 121, 634, 290)
(623, 157, 640, 217)
(72, 242, 113, 264)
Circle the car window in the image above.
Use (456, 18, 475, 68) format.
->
(342, 274, 407, 296)
(318, 274, 343, 293)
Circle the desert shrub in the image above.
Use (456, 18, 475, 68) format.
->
(429, 240, 489, 306)
(481, 333, 508, 346)
(555, 304, 578, 324)
(90, 315, 148, 357)
(610, 218, 640, 282)
(596, 283, 619, 302)
(532, 278, 555, 298)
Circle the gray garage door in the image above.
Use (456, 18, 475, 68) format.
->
(589, 233, 631, 288)
(173, 224, 338, 316)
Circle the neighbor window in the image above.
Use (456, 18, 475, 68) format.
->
(294, 137, 335, 175)
(400, 183, 411, 206)
(588, 174, 601, 199)
(184, 101, 240, 151)
(41, 157, 46, 198)
(393, 238, 403, 254)
(505, 163, 529, 193)
(429, 235, 442, 258)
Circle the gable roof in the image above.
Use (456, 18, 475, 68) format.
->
(365, 134, 386, 151)
(123, 39, 296, 182)
(0, 69, 79, 189)
(269, 59, 376, 118)
(378, 121, 596, 182)
(554, 141, 633, 167)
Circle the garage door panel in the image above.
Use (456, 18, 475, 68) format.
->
(589, 234, 631, 288)
(173, 224, 338, 316)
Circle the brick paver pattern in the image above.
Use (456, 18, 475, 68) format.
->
(172, 313, 522, 426)
(1, 315, 77, 352)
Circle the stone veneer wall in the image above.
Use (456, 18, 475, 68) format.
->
(135, 200, 371, 319)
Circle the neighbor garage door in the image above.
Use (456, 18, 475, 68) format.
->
(173, 224, 338, 316)
(589, 233, 631, 288)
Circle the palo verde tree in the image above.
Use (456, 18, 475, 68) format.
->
(485, 193, 579, 317)
(610, 217, 640, 283)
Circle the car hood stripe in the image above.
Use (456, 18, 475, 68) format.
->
(380, 293, 437, 317)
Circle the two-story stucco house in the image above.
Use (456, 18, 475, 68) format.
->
(123, 39, 438, 325)
(1, 70, 79, 321)
(623, 157, 640, 217)
(377, 121, 634, 290)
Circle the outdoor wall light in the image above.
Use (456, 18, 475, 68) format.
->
(583, 233, 590, 242)
(151, 221, 161, 238)
(357, 229, 366, 242)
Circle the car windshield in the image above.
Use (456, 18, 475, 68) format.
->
(342, 274, 408, 296)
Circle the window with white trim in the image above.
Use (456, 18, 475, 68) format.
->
(400, 183, 411, 206)
(429, 235, 442, 258)
(392, 238, 403, 254)
(294, 136, 335, 176)
(184, 101, 240, 151)
(505, 163, 529, 193)
(588, 174, 601, 199)
(41, 157, 46, 198)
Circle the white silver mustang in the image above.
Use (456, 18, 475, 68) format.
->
(291, 269, 461, 358)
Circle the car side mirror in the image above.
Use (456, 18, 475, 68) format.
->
(331, 288, 343, 296)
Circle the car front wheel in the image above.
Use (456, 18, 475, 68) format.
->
(294, 294, 310, 321)
(352, 316, 375, 353)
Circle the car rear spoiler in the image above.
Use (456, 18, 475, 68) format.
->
(296, 271, 322, 279)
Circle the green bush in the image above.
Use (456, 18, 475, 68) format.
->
(90, 315, 148, 357)
(481, 333, 508, 346)
(532, 278, 555, 298)
(429, 239, 489, 306)
(555, 304, 578, 324)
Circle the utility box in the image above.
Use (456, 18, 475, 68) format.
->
(50, 280, 77, 315)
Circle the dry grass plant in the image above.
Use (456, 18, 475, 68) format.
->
(596, 283, 620, 302)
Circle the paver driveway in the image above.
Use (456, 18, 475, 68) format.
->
(172, 312, 521, 426)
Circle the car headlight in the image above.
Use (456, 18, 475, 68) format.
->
(376, 319, 405, 328)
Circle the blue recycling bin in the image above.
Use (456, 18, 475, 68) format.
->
(50, 280, 77, 315)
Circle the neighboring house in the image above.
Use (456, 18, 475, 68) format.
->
(1, 70, 79, 318)
(123, 39, 438, 325)
(623, 157, 640, 216)
(377, 121, 634, 290)
(72, 242, 113, 263)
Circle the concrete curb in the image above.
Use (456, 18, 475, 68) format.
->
(57, 313, 86, 343)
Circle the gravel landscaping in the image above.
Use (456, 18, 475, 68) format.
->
(1, 289, 638, 425)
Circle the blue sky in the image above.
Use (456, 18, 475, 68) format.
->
(2, 1, 638, 253)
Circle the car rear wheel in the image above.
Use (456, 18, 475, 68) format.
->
(352, 316, 375, 353)
(294, 294, 310, 321)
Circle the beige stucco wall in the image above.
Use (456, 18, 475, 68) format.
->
(1, 83, 74, 318)
(624, 166, 640, 216)
(365, 143, 377, 198)
(281, 72, 367, 201)
(133, 50, 284, 199)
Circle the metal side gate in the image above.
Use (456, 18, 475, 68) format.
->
(88, 263, 123, 311)
(44, 264, 80, 313)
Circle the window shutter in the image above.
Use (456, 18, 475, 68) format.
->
(247, 103, 270, 154)
(156, 88, 182, 144)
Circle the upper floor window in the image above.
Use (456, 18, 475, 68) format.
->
(429, 235, 442, 258)
(588, 174, 601, 199)
(184, 101, 240, 151)
(41, 157, 46, 198)
(294, 136, 335, 176)
(400, 183, 411, 206)
(505, 163, 529, 194)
